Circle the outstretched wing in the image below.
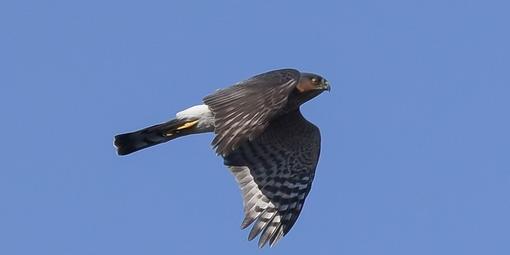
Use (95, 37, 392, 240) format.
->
(223, 110, 321, 247)
(203, 69, 300, 156)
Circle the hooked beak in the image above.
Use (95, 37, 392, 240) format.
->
(321, 81, 331, 92)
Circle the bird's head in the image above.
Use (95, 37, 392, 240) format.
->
(297, 73, 330, 93)
(293, 73, 330, 105)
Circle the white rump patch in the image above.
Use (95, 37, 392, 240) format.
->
(176, 104, 211, 119)
(176, 104, 214, 130)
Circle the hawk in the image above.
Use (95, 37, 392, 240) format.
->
(114, 69, 330, 247)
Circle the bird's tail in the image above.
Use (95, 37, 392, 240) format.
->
(114, 118, 202, 155)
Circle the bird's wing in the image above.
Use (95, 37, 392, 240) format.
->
(223, 110, 321, 247)
(203, 69, 300, 156)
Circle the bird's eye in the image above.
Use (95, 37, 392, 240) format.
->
(311, 77, 318, 84)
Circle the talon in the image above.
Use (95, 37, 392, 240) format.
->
(176, 120, 199, 130)
(163, 120, 200, 137)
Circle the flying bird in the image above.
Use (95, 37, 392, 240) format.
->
(114, 69, 330, 247)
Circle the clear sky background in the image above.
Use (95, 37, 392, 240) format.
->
(1, 0, 509, 254)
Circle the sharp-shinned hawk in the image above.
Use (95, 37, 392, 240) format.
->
(114, 68, 330, 247)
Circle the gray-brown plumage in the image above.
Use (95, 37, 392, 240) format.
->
(114, 68, 330, 247)
(224, 110, 321, 247)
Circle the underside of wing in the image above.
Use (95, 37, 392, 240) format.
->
(203, 69, 300, 156)
(223, 111, 321, 247)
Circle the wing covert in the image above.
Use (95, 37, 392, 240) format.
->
(203, 69, 300, 156)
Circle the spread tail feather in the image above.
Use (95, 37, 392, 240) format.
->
(114, 118, 199, 155)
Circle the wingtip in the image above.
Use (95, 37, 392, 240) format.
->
(258, 235, 270, 248)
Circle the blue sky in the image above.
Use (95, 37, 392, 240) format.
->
(1, 0, 509, 254)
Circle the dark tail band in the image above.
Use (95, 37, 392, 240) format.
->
(114, 118, 199, 155)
